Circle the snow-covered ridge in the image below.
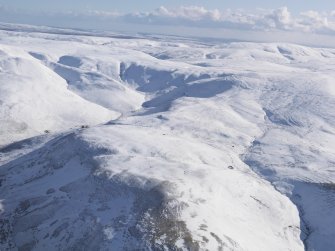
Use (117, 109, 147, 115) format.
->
(0, 25, 335, 250)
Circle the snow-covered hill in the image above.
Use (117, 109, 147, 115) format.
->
(0, 24, 335, 251)
(0, 45, 119, 146)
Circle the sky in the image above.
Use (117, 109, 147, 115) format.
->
(1, 0, 334, 13)
(1, 1, 335, 47)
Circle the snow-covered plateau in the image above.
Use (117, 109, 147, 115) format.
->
(0, 24, 335, 251)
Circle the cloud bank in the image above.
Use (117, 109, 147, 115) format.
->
(122, 6, 335, 35)
(1, 5, 335, 46)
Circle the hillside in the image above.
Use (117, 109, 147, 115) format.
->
(0, 25, 335, 251)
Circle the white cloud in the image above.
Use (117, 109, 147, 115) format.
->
(264, 7, 292, 29)
(34, 5, 330, 36)
(153, 6, 222, 21)
(121, 6, 335, 35)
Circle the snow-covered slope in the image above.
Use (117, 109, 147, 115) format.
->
(0, 125, 303, 251)
(0, 45, 119, 146)
(0, 25, 335, 251)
